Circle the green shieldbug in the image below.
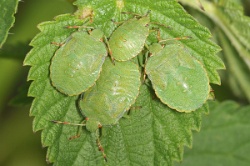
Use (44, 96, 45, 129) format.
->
(79, 58, 141, 126)
(53, 58, 141, 161)
(108, 13, 150, 61)
(145, 43, 210, 112)
(50, 29, 107, 96)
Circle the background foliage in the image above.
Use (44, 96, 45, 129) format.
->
(0, 0, 250, 166)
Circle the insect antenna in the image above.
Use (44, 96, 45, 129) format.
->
(51, 119, 87, 140)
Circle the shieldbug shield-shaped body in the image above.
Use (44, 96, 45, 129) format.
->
(109, 16, 150, 61)
(145, 44, 210, 112)
(50, 29, 107, 96)
(71, 58, 140, 160)
(79, 58, 141, 126)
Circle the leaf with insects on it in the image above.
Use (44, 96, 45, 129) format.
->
(179, 0, 250, 102)
(75, 0, 225, 85)
(24, 0, 224, 165)
(23, 13, 90, 164)
(0, 0, 19, 48)
(100, 85, 209, 166)
(175, 101, 250, 166)
(46, 85, 208, 165)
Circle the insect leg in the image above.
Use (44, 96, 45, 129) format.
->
(103, 36, 115, 65)
(66, 25, 94, 29)
(96, 125, 107, 162)
(126, 106, 142, 116)
(51, 42, 64, 46)
(51, 120, 86, 140)
(110, 18, 125, 25)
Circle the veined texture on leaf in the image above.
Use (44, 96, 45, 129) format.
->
(175, 101, 250, 166)
(179, 0, 250, 102)
(100, 85, 208, 165)
(23, 0, 224, 165)
(23, 13, 92, 163)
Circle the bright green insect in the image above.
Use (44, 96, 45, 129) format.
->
(80, 58, 141, 126)
(108, 14, 150, 61)
(53, 58, 141, 161)
(80, 58, 140, 160)
(145, 44, 210, 112)
(50, 29, 107, 96)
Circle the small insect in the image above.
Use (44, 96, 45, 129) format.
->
(50, 29, 107, 96)
(108, 11, 152, 62)
(145, 43, 210, 112)
(53, 58, 141, 161)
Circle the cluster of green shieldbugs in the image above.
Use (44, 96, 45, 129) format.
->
(50, 10, 210, 162)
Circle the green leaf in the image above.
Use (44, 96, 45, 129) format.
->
(179, 0, 250, 102)
(24, 0, 223, 165)
(36, 84, 209, 165)
(175, 101, 250, 166)
(75, 0, 224, 85)
(0, 0, 19, 48)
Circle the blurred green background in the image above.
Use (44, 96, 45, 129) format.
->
(0, 0, 74, 165)
(0, 0, 250, 166)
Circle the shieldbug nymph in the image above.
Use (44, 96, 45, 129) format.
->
(145, 43, 210, 112)
(108, 12, 151, 61)
(53, 58, 141, 161)
(50, 29, 107, 96)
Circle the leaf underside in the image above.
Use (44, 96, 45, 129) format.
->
(24, 0, 223, 165)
